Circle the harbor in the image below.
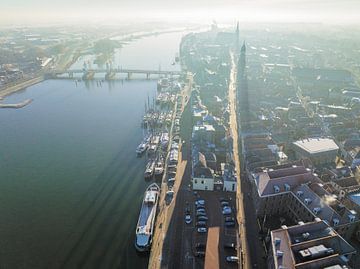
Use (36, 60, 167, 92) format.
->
(0, 31, 183, 269)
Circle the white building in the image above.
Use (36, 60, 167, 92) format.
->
(292, 138, 339, 165)
(222, 163, 237, 192)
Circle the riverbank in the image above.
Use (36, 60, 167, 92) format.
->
(0, 76, 44, 98)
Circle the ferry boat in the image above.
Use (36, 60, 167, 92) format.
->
(135, 183, 160, 252)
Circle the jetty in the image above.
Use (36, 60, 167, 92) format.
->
(0, 99, 33, 109)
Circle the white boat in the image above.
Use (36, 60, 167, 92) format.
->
(154, 157, 164, 176)
(135, 183, 160, 252)
(136, 134, 151, 156)
(160, 132, 169, 149)
(136, 142, 148, 156)
(144, 159, 155, 179)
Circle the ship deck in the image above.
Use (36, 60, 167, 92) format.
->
(138, 199, 157, 233)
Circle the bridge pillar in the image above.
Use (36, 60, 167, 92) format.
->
(69, 72, 73, 78)
(146, 73, 150, 80)
(127, 72, 132, 80)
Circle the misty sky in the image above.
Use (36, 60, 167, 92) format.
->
(1, 0, 360, 25)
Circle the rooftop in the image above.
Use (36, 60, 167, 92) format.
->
(293, 138, 339, 155)
(271, 220, 355, 269)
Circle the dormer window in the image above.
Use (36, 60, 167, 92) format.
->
(304, 198, 312, 205)
(274, 185, 280, 193)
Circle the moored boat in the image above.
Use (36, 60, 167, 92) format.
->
(154, 156, 164, 177)
(144, 159, 155, 179)
(135, 183, 160, 252)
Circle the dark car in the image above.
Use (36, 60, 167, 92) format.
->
(195, 243, 206, 249)
(225, 221, 235, 227)
(224, 242, 237, 250)
(196, 211, 207, 217)
(196, 204, 205, 209)
(194, 251, 205, 258)
(221, 201, 230, 207)
(196, 221, 207, 227)
(197, 216, 209, 221)
(219, 197, 228, 202)
(225, 216, 235, 222)
(196, 208, 206, 213)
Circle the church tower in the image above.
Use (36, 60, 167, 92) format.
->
(237, 41, 250, 130)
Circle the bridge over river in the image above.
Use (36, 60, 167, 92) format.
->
(45, 68, 182, 80)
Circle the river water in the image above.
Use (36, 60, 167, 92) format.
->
(0, 31, 183, 269)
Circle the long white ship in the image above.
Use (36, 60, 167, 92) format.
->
(135, 183, 160, 252)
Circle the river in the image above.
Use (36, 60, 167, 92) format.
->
(0, 31, 183, 269)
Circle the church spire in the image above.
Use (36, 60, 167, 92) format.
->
(235, 22, 240, 52)
(241, 40, 246, 54)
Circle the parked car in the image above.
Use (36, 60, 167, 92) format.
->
(196, 204, 205, 209)
(220, 197, 228, 202)
(195, 243, 206, 249)
(197, 227, 207, 233)
(195, 199, 205, 206)
(196, 221, 207, 227)
(222, 206, 232, 215)
(196, 208, 206, 213)
(196, 212, 207, 217)
(225, 217, 235, 222)
(197, 216, 208, 221)
(185, 214, 192, 224)
(226, 256, 239, 263)
(225, 221, 235, 227)
(194, 251, 205, 258)
(224, 243, 237, 250)
(221, 201, 229, 207)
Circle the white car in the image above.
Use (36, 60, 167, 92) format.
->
(197, 227, 207, 233)
(195, 199, 205, 206)
(185, 214, 192, 224)
(226, 256, 239, 263)
(222, 206, 232, 215)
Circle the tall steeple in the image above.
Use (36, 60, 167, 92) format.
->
(235, 22, 240, 53)
(238, 41, 246, 80)
(241, 40, 246, 53)
(237, 40, 250, 130)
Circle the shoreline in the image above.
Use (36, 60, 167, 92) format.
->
(0, 28, 189, 100)
(0, 76, 44, 99)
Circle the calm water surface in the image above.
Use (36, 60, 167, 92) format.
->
(0, 31, 183, 269)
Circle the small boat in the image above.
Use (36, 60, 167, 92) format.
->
(136, 134, 151, 156)
(135, 183, 160, 251)
(144, 159, 155, 179)
(160, 132, 169, 149)
(136, 142, 148, 156)
(154, 157, 164, 177)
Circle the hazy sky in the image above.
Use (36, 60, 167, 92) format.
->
(1, 0, 360, 25)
